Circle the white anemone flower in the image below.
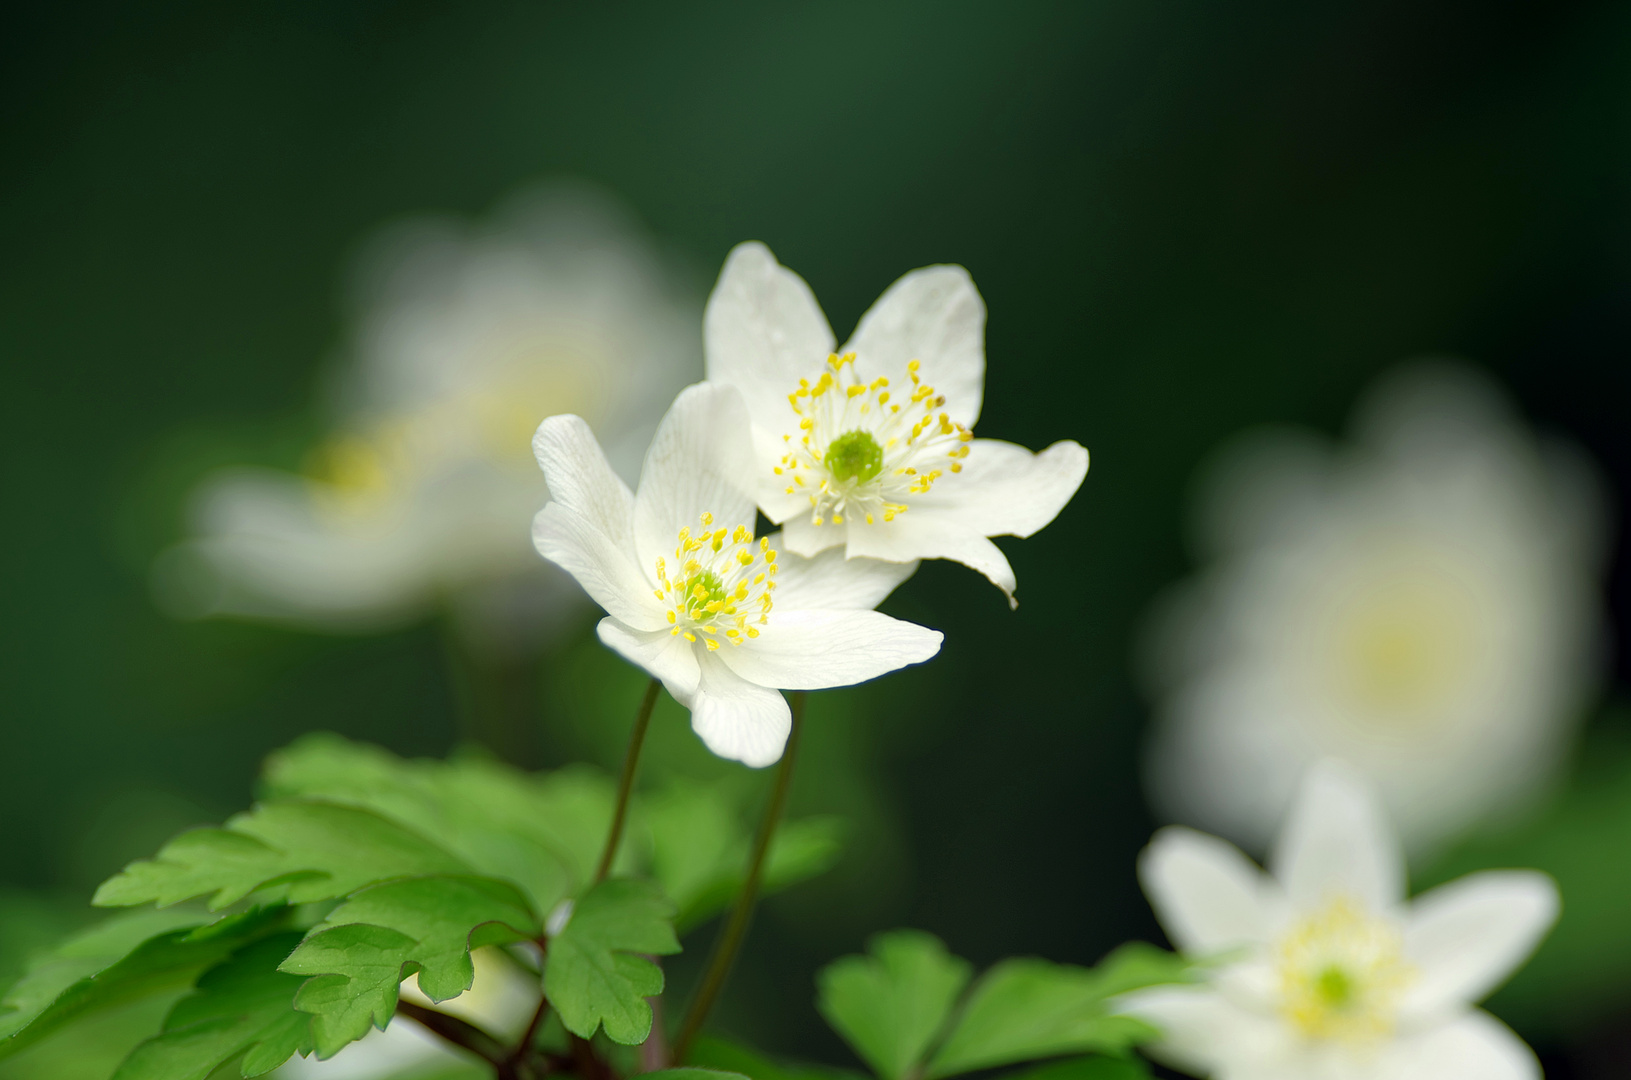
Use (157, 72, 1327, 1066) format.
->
(531, 382, 943, 767)
(702, 242, 1089, 607)
(154, 185, 699, 653)
(1124, 761, 1559, 1080)
(1143, 362, 1606, 854)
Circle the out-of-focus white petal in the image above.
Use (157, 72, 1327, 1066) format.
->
(596, 618, 701, 704)
(840, 265, 986, 428)
(1388, 1010, 1540, 1080)
(846, 512, 1018, 607)
(691, 653, 792, 767)
(1117, 985, 1291, 1079)
(1140, 826, 1273, 955)
(766, 538, 919, 611)
(632, 383, 758, 571)
(703, 242, 835, 432)
(916, 439, 1088, 539)
(1398, 871, 1559, 1019)
(1271, 759, 1404, 913)
(532, 414, 636, 550)
(715, 609, 941, 691)
(531, 504, 664, 631)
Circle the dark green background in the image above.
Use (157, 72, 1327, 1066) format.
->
(4, 2, 1630, 1075)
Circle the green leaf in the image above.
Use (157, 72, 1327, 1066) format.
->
(640, 1071, 752, 1080)
(924, 946, 1187, 1078)
(816, 930, 972, 1080)
(112, 932, 310, 1079)
(279, 875, 540, 1058)
(647, 781, 845, 932)
(263, 734, 618, 913)
(0, 906, 292, 1061)
(94, 801, 471, 911)
(1001, 1056, 1153, 1080)
(685, 1034, 867, 1080)
(543, 878, 679, 1045)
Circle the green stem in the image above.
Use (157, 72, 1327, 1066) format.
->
(396, 1001, 513, 1075)
(595, 677, 661, 883)
(672, 691, 808, 1062)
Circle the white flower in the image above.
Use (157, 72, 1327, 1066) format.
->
(1124, 761, 1559, 1080)
(154, 185, 699, 652)
(531, 382, 943, 767)
(702, 242, 1089, 607)
(1143, 363, 1606, 854)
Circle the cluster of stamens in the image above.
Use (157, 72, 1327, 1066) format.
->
(653, 512, 778, 650)
(1274, 897, 1415, 1044)
(777, 353, 973, 527)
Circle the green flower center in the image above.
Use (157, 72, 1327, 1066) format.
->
(822, 429, 885, 484)
(682, 569, 728, 616)
(1315, 965, 1355, 1009)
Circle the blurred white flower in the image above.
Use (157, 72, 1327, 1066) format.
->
(153, 184, 700, 653)
(1143, 362, 1607, 854)
(278, 947, 535, 1078)
(532, 383, 943, 767)
(703, 242, 1089, 607)
(1125, 761, 1558, 1080)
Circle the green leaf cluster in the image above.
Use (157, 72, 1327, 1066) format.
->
(816, 931, 1190, 1080)
(263, 735, 843, 929)
(0, 733, 854, 1078)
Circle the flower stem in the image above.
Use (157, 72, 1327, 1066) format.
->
(595, 677, 661, 883)
(672, 690, 808, 1062)
(396, 1001, 514, 1075)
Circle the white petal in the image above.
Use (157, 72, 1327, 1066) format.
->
(915, 438, 1088, 538)
(532, 414, 637, 550)
(703, 242, 835, 433)
(691, 652, 792, 767)
(531, 504, 664, 630)
(1117, 986, 1290, 1079)
(632, 383, 759, 571)
(1139, 826, 1273, 955)
(716, 609, 942, 691)
(846, 511, 1018, 607)
(766, 537, 919, 611)
(1388, 1010, 1540, 1080)
(1271, 759, 1405, 913)
(840, 265, 986, 427)
(595, 618, 701, 705)
(1398, 871, 1559, 1019)
(781, 513, 847, 558)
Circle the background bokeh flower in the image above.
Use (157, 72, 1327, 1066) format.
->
(1141, 362, 1609, 856)
(152, 184, 701, 657)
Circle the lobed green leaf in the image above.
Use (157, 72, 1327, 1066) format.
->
(279, 874, 540, 1058)
(112, 932, 310, 1080)
(650, 781, 844, 933)
(685, 1034, 868, 1080)
(816, 930, 972, 1080)
(93, 801, 470, 911)
(1000, 1056, 1153, 1080)
(264, 734, 618, 913)
(924, 944, 1188, 1078)
(0, 906, 292, 1061)
(543, 878, 680, 1045)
